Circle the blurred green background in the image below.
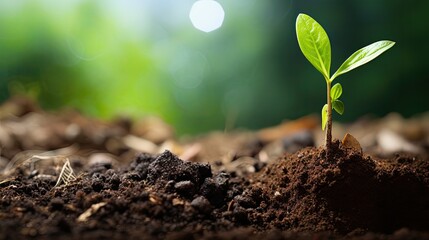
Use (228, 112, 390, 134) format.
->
(0, 0, 428, 134)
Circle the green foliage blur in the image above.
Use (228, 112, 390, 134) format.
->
(0, 0, 428, 134)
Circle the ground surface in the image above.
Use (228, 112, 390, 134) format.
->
(0, 97, 428, 240)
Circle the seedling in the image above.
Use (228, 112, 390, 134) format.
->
(295, 13, 395, 154)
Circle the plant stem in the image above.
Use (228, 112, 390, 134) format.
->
(325, 80, 332, 155)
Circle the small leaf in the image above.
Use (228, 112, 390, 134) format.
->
(321, 104, 328, 130)
(296, 14, 331, 80)
(331, 83, 342, 101)
(333, 100, 344, 115)
(332, 40, 395, 81)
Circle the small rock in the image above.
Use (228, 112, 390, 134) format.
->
(191, 196, 213, 215)
(174, 180, 195, 197)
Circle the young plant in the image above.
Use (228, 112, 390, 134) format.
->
(295, 13, 395, 154)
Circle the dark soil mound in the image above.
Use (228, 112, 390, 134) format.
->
(0, 151, 246, 239)
(239, 140, 429, 234)
(0, 142, 428, 239)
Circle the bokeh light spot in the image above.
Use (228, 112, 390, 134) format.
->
(189, 0, 225, 32)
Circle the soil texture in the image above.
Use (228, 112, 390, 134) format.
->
(0, 98, 428, 239)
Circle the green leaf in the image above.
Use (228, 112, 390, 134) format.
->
(332, 100, 344, 115)
(296, 13, 331, 80)
(321, 104, 328, 130)
(331, 83, 342, 101)
(332, 40, 395, 81)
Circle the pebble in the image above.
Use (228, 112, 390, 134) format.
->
(174, 180, 196, 197)
(191, 196, 213, 215)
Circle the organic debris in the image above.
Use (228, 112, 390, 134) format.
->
(54, 158, 76, 187)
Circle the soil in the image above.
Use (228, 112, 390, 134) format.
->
(0, 97, 429, 240)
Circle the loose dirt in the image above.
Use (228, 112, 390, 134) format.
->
(0, 98, 428, 239)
